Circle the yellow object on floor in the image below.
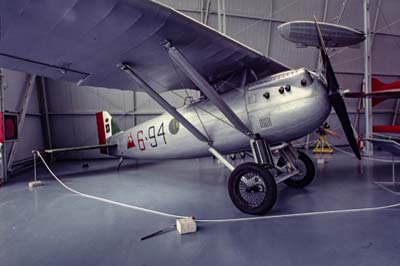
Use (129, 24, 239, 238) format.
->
(313, 135, 333, 154)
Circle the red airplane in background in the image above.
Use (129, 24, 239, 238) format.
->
(345, 77, 400, 138)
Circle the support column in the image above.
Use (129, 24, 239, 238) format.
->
(364, 0, 373, 156)
(217, 0, 226, 34)
(133, 91, 137, 126)
(36, 77, 53, 151)
(204, 0, 211, 25)
(392, 99, 400, 125)
(0, 69, 7, 182)
(163, 42, 254, 138)
(7, 75, 36, 171)
(265, 0, 273, 56)
(200, 0, 205, 24)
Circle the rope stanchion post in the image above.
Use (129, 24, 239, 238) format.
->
(28, 150, 44, 189)
(34, 151, 37, 182)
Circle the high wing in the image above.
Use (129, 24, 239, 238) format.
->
(0, 0, 289, 93)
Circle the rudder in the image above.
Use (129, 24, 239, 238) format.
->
(96, 111, 122, 154)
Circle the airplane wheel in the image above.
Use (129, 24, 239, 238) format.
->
(284, 151, 315, 188)
(228, 163, 277, 215)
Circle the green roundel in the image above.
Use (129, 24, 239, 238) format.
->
(169, 119, 180, 135)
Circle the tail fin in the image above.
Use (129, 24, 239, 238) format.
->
(371, 78, 387, 107)
(96, 111, 122, 153)
(372, 78, 386, 92)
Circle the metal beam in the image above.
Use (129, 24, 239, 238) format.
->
(0, 68, 7, 182)
(200, 0, 205, 24)
(47, 111, 163, 116)
(163, 42, 254, 138)
(374, 32, 400, 38)
(217, 0, 222, 33)
(132, 90, 137, 126)
(119, 64, 210, 144)
(177, 7, 286, 24)
(7, 75, 36, 171)
(363, 0, 373, 156)
(265, 0, 273, 56)
(336, 0, 348, 24)
(371, 0, 383, 45)
(315, 0, 330, 72)
(392, 100, 400, 125)
(36, 77, 53, 151)
(217, 0, 226, 34)
(335, 70, 400, 78)
(204, 0, 212, 25)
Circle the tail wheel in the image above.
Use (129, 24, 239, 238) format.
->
(228, 163, 277, 215)
(284, 151, 315, 188)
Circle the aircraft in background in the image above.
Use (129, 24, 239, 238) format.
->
(344, 79, 400, 192)
(278, 20, 365, 48)
(0, 1, 361, 215)
(345, 78, 400, 149)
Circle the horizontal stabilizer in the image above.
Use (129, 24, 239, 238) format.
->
(44, 144, 117, 154)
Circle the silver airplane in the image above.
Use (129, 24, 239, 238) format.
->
(0, 1, 361, 215)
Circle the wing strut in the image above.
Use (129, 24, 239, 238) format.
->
(163, 41, 254, 139)
(118, 63, 235, 172)
(119, 64, 208, 144)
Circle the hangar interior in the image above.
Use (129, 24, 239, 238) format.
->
(1, 0, 400, 265)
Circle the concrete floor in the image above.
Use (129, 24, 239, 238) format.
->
(0, 150, 400, 266)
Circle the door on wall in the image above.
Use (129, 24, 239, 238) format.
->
(0, 113, 18, 184)
(0, 113, 4, 184)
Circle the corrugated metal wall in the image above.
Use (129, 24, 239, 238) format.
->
(3, 0, 400, 162)
(2, 70, 45, 164)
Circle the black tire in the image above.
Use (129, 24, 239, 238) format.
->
(228, 162, 277, 215)
(284, 151, 315, 188)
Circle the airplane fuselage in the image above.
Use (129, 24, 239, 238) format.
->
(107, 68, 331, 159)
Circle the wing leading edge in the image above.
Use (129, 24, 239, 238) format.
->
(0, 0, 289, 92)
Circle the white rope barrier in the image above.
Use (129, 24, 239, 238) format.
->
(329, 142, 400, 163)
(34, 151, 400, 224)
(35, 152, 186, 219)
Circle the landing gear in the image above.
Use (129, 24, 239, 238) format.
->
(228, 136, 277, 215)
(283, 151, 315, 188)
(228, 163, 277, 215)
(228, 142, 316, 215)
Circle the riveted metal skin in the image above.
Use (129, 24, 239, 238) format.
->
(107, 68, 331, 160)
